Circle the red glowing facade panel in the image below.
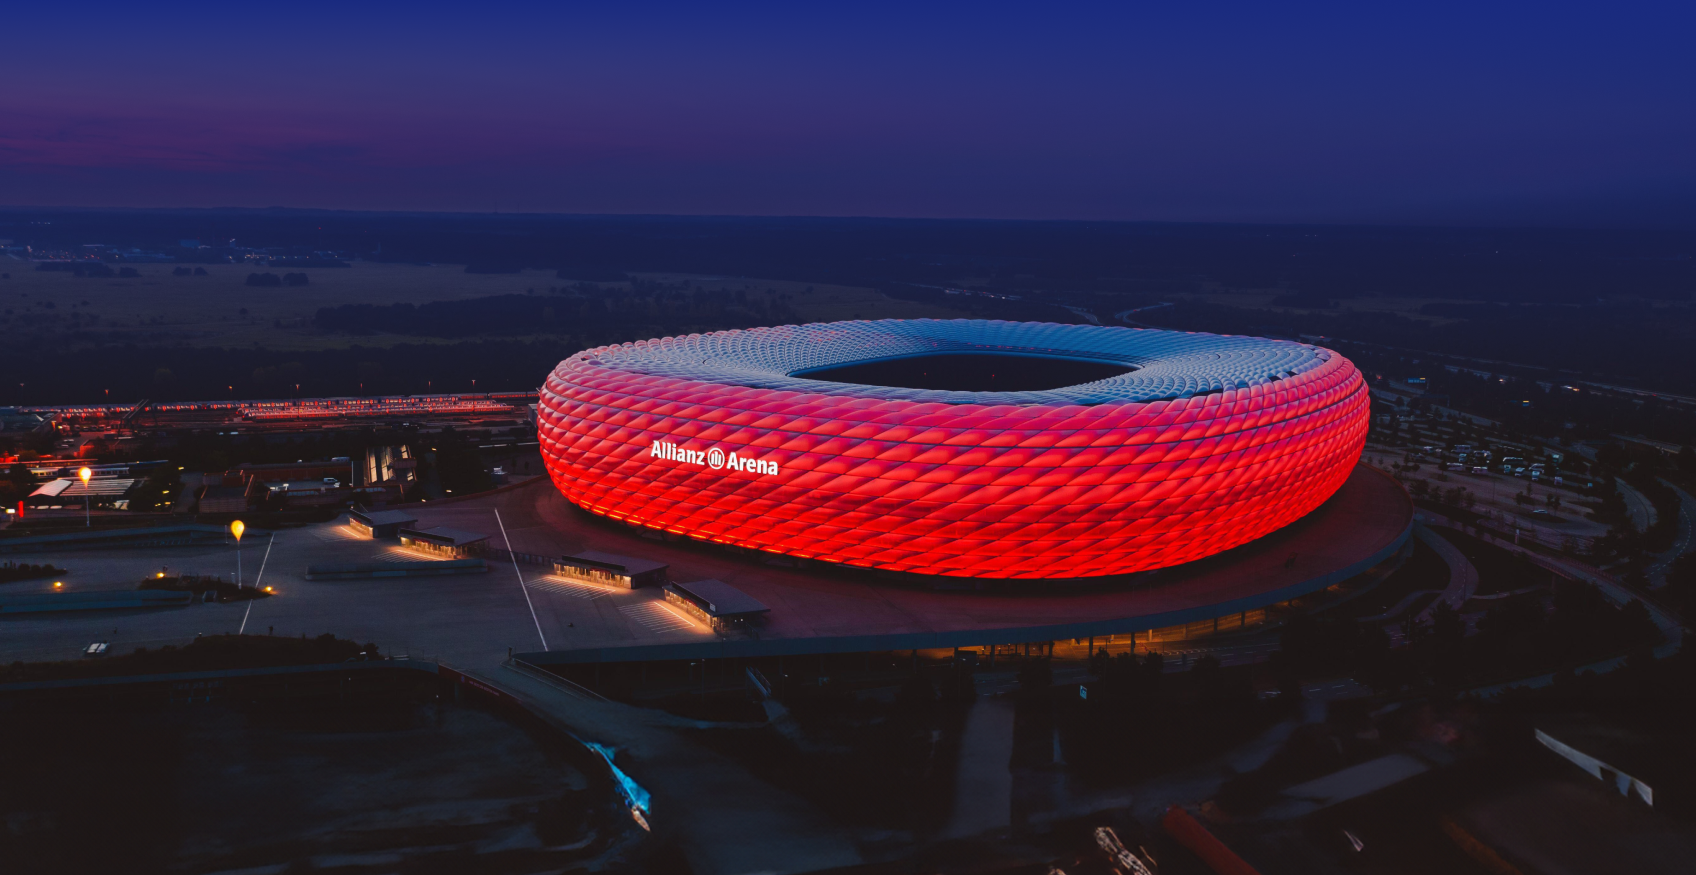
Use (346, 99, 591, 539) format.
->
(538, 320, 1369, 579)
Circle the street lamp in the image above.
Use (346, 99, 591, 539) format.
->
(78, 467, 91, 526)
(230, 519, 246, 587)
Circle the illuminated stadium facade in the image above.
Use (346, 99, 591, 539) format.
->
(538, 320, 1369, 580)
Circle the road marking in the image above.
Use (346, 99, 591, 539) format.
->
(619, 602, 696, 633)
(527, 576, 614, 600)
(495, 508, 548, 651)
(237, 533, 275, 635)
(313, 525, 365, 543)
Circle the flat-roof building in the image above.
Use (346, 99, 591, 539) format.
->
(349, 508, 419, 539)
(555, 550, 668, 589)
(398, 526, 489, 558)
(198, 485, 250, 514)
(234, 459, 355, 485)
(664, 579, 769, 630)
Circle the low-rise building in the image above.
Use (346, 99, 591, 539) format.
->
(398, 526, 489, 558)
(554, 551, 669, 589)
(234, 458, 355, 486)
(348, 508, 419, 539)
(198, 485, 250, 514)
(664, 579, 769, 631)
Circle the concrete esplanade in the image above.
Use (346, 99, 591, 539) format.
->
(484, 464, 1412, 664)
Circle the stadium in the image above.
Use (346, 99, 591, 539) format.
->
(536, 319, 1370, 582)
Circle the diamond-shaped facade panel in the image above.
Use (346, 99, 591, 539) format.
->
(538, 319, 1369, 580)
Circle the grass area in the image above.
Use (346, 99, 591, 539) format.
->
(1461, 589, 1548, 614)
(1185, 289, 1475, 326)
(1327, 539, 1450, 620)
(687, 671, 973, 832)
(1063, 660, 1285, 790)
(0, 633, 373, 685)
(1435, 527, 1555, 595)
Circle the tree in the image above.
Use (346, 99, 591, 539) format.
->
(0, 459, 34, 508)
(1089, 646, 1111, 677)
(1017, 656, 1053, 696)
(1430, 601, 1466, 642)
(1140, 650, 1165, 676)
(1618, 599, 1660, 649)
(1666, 554, 1696, 620)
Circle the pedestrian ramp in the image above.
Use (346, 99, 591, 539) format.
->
(619, 601, 696, 634)
(313, 525, 366, 543)
(527, 576, 615, 600)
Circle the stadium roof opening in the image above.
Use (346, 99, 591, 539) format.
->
(795, 352, 1134, 393)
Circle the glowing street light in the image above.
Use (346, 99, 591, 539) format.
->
(230, 520, 246, 587)
(78, 466, 91, 527)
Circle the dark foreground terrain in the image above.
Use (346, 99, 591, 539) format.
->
(0, 682, 638, 874)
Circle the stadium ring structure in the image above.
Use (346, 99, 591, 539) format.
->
(538, 319, 1370, 580)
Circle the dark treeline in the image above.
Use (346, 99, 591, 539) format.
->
(1275, 578, 1660, 693)
(1334, 342, 1696, 446)
(2, 341, 569, 405)
(880, 284, 1096, 324)
(1147, 299, 1696, 396)
(4, 209, 1692, 303)
(6, 209, 1695, 406)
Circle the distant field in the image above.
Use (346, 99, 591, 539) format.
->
(0, 259, 954, 351)
(640, 273, 958, 324)
(1183, 290, 1473, 326)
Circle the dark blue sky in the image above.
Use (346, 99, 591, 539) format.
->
(3, 2, 1692, 225)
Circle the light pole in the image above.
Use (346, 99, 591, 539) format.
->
(230, 519, 246, 587)
(78, 467, 91, 526)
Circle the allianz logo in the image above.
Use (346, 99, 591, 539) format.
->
(649, 440, 781, 476)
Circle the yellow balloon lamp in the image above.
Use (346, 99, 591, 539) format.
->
(231, 520, 246, 588)
(78, 467, 92, 527)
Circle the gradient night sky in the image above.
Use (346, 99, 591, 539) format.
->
(3, 2, 1693, 224)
